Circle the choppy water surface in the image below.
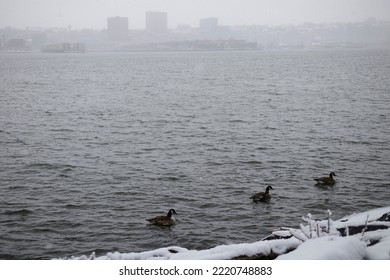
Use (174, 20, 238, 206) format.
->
(0, 49, 389, 259)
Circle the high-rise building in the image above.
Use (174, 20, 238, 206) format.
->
(107, 16, 129, 41)
(199, 17, 219, 31)
(146, 12, 168, 33)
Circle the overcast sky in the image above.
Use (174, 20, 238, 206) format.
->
(1, 0, 390, 29)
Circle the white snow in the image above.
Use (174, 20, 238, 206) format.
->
(276, 236, 366, 260)
(66, 206, 390, 260)
(364, 229, 390, 260)
(333, 206, 390, 227)
(73, 238, 301, 260)
(169, 238, 301, 260)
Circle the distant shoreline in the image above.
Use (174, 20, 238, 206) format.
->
(1, 44, 389, 54)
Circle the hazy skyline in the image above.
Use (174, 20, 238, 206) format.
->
(1, 0, 390, 30)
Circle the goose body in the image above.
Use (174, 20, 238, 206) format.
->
(251, 185, 273, 202)
(146, 209, 177, 226)
(314, 172, 336, 186)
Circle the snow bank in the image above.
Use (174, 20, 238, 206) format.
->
(364, 229, 390, 260)
(277, 236, 366, 260)
(74, 238, 301, 260)
(169, 238, 301, 260)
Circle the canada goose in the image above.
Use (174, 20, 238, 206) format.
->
(146, 209, 177, 226)
(250, 185, 273, 202)
(314, 172, 336, 186)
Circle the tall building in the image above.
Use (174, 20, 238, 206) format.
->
(199, 17, 219, 31)
(146, 12, 168, 33)
(107, 16, 129, 41)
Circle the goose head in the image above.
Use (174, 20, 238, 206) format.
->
(167, 209, 177, 217)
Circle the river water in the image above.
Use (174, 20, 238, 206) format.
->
(0, 48, 389, 259)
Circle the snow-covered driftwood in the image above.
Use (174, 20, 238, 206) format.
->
(272, 206, 390, 259)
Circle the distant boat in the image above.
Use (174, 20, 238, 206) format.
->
(41, 42, 85, 53)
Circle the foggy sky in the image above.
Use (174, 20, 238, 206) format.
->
(1, 0, 390, 29)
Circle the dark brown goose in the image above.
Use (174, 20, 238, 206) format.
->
(314, 172, 336, 186)
(146, 209, 177, 226)
(250, 185, 273, 202)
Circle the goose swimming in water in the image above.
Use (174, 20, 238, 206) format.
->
(314, 172, 336, 186)
(146, 209, 177, 226)
(250, 185, 273, 202)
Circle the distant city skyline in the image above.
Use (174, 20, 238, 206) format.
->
(1, 0, 390, 30)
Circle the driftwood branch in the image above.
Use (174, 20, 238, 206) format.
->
(361, 215, 369, 236)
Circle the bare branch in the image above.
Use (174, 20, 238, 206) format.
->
(361, 214, 369, 236)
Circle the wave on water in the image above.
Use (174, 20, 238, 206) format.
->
(23, 163, 78, 173)
(2, 209, 34, 216)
